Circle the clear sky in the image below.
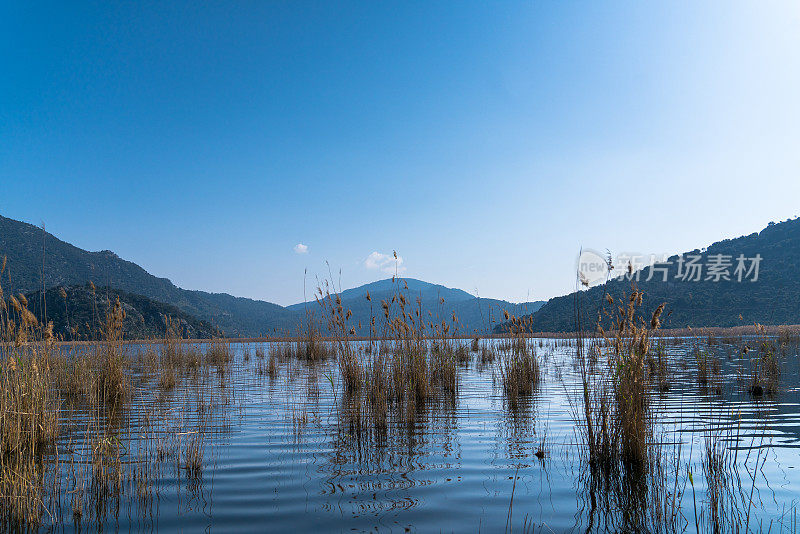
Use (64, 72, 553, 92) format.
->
(2, 2, 799, 305)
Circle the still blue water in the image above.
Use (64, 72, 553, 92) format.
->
(45, 338, 800, 532)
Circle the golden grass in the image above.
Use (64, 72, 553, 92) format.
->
(0, 261, 232, 528)
(574, 282, 666, 475)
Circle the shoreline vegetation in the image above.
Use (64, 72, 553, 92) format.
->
(1, 255, 800, 531)
(40, 322, 800, 345)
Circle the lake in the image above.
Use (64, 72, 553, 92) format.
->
(11, 336, 800, 533)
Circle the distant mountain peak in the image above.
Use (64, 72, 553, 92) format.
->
(330, 277, 475, 302)
(288, 276, 543, 335)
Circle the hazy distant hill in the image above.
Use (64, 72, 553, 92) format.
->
(289, 278, 544, 335)
(497, 217, 800, 333)
(24, 284, 219, 340)
(0, 215, 296, 337)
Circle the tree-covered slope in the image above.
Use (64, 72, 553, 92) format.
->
(24, 284, 219, 340)
(500, 218, 800, 333)
(0, 214, 297, 336)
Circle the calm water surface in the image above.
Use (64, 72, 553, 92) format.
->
(45, 338, 800, 532)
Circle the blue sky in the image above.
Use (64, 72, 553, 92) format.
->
(2, 1, 800, 305)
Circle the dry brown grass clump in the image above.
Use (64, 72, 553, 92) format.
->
(497, 313, 540, 405)
(570, 278, 694, 532)
(646, 343, 670, 391)
(95, 298, 129, 406)
(454, 343, 470, 364)
(294, 315, 335, 362)
(311, 275, 462, 432)
(0, 288, 60, 458)
(266, 350, 278, 378)
(0, 304, 58, 459)
(205, 338, 233, 367)
(316, 291, 363, 390)
(499, 351, 540, 402)
(743, 324, 781, 396)
(430, 342, 458, 393)
(479, 345, 497, 365)
(691, 347, 721, 393)
(576, 281, 666, 474)
(606, 291, 660, 467)
(158, 364, 177, 391)
(0, 270, 61, 526)
(0, 353, 60, 456)
(49, 290, 132, 408)
(254, 343, 279, 378)
(183, 433, 204, 479)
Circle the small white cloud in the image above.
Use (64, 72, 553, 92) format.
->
(293, 243, 308, 254)
(364, 251, 406, 274)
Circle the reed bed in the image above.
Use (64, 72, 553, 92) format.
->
(497, 322, 540, 408)
(569, 280, 682, 531)
(739, 324, 782, 396)
(0, 268, 235, 530)
(646, 342, 671, 391)
(308, 278, 462, 438)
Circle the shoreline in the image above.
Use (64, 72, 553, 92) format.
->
(48, 323, 800, 345)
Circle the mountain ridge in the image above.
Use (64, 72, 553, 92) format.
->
(0, 214, 297, 336)
(496, 217, 800, 333)
(0, 214, 540, 337)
